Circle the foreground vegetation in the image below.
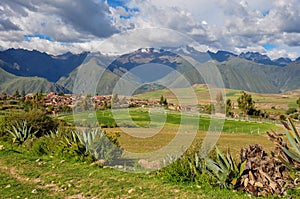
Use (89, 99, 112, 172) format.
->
(0, 88, 299, 198)
(0, 146, 253, 198)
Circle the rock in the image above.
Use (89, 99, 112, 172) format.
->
(5, 184, 11, 188)
(91, 159, 106, 166)
(0, 145, 4, 150)
(138, 159, 161, 169)
(31, 189, 38, 194)
(128, 188, 135, 194)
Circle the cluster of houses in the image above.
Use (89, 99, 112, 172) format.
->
(40, 92, 170, 114)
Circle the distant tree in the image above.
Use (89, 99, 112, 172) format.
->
(286, 107, 297, 115)
(297, 97, 300, 108)
(15, 89, 20, 98)
(226, 99, 234, 117)
(237, 91, 256, 116)
(163, 98, 168, 106)
(159, 95, 168, 106)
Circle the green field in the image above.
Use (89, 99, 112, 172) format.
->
(61, 108, 281, 155)
(64, 108, 280, 133)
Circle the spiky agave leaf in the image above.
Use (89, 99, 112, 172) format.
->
(7, 120, 37, 144)
(205, 147, 246, 188)
(280, 118, 300, 165)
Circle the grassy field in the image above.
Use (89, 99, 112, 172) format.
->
(61, 108, 281, 155)
(0, 147, 255, 199)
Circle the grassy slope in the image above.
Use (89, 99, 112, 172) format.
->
(0, 149, 250, 199)
(0, 68, 67, 94)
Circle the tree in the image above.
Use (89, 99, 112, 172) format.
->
(15, 89, 20, 98)
(159, 95, 168, 106)
(286, 108, 297, 115)
(237, 91, 255, 116)
(297, 97, 300, 109)
(159, 95, 163, 104)
(226, 99, 234, 117)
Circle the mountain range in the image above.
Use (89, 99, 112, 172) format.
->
(0, 47, 299, 94)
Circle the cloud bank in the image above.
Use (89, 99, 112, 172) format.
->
(0, 0, 300, 59)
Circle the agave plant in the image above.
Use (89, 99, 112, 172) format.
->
(61, 130, 86, 157)
(7, 120, 38, 145)
(205, 146, 246, 188)
(267, 118, 300, 170)
(73, 128, 123, 164)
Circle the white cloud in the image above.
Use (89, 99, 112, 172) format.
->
(0, 0, 300, 59)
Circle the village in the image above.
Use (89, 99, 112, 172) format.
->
(0, 91, 185, 115)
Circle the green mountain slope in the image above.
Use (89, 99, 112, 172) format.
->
(216, 58, 280, 93)
(0, 68, 69, 94)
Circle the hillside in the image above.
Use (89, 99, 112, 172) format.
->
(0, 49, 87, 82)
(0, 48, 299, 94)
(0, 68, 69, 94)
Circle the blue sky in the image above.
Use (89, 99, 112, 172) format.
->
(107, 0, 126, 8)
(0, 0, 300, 59)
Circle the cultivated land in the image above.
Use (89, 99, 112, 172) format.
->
(63, 108, 281, 154)
(135, 84, 300, 114)
(1, 86, 299, 198)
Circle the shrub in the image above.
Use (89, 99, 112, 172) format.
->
(5, 109, 59, 137)
(286, 108, 297, 115)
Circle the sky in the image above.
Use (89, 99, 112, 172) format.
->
(1, 0, 300, 59)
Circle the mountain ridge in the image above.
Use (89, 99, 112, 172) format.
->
(0, 48, 299, 94)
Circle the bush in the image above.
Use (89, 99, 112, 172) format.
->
(286, 108, 297, 115)
(5, 109, 59, 137)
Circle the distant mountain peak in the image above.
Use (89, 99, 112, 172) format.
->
(273, 57, 292, 66)
(207, 50, 237, 62)
(238, 51, 281, 66)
